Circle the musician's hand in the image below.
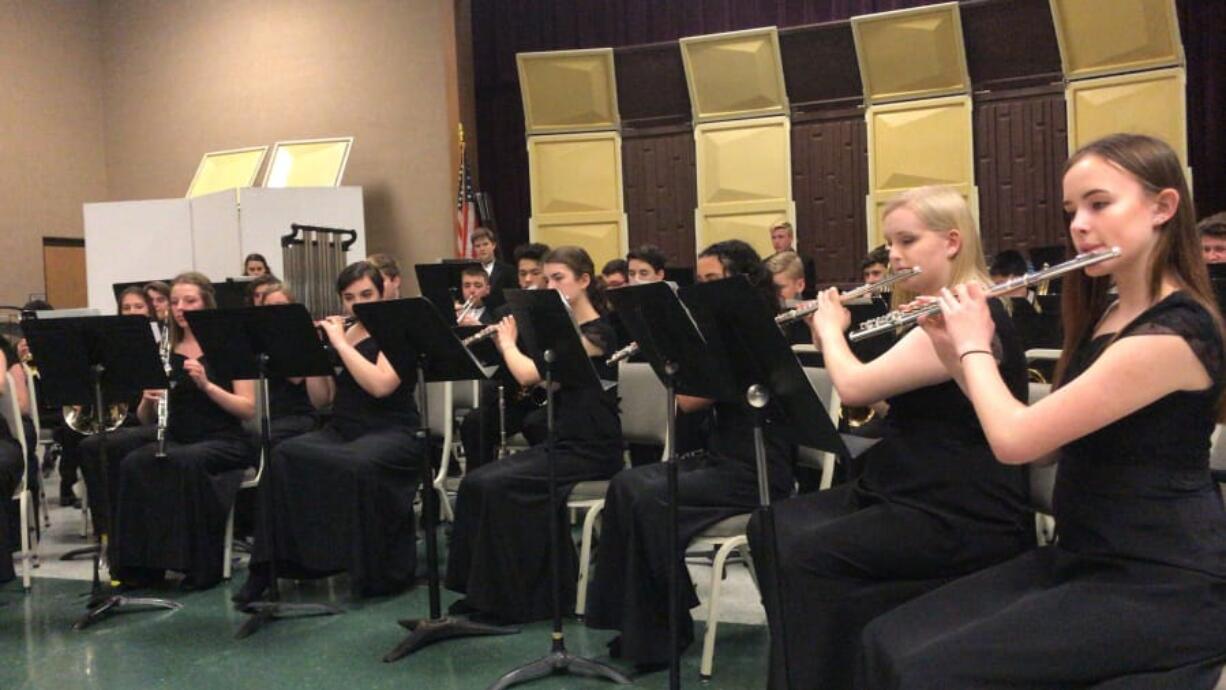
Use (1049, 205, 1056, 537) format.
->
(921, 283, 995, 367)
(494, 316, 518, 352)
(317, 316, 347, 345)
(810, 287, 850, 342)
(458, 313, 481, 327)
(182, 357, 209, 389)
(141, 389, 166, 404)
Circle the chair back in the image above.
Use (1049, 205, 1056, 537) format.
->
(618, 362, 669, 452)
(1, 373, 28, 495)
(797, 366, 841, 489)
(1026, 382, 1058, 516)
(1211, 424, 1226, 472)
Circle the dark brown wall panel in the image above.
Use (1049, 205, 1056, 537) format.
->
(622, 129, 697, 266)
(973, 88, 1069, 258)
(792, 114, 870, 283)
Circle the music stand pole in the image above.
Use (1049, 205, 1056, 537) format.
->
(235, 352, 342, 639)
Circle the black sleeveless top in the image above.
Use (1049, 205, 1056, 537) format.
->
(167, 353, 244, 444)
(268, 377, 314, 419)
(331, 337, 419, 440)
(552, 317, 622, 451)
(1054, 291, 1226, 575)
(858, 298, 1032, 536)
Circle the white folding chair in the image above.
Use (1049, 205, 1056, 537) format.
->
(690, 364, 841, 680)
(223, 382, 268, 580)
(24, 366, 51, 531)
(573, 361, 669, 618)
(1028, 382, 1058, 544)
(2, 372, 35, 590)
(423, 379, 480, 523)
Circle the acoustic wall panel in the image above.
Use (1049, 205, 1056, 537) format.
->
(187, 146, 267, 198)
(680, 27, 788, 124)
(1049, 0, 1183, 80)
(1066, 67, 1187, 165)
(527, 131, 627, 270)
(263, 138, 353, 188)
(694, 116, 793, 259)
(518, 48, 620, 134)
(851, 2, 970, 104)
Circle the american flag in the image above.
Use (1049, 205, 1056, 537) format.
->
(455, 152, 477, 258)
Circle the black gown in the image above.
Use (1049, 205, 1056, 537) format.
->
(111, 353, 256, 589)
(445, 317, 624, 623)
(264, 376, 317, 446)
(584, 400, 795, 665)
(0, 426, 23, 584)
(250, 337, 422, 597)
(859, 292, 1226, 690)
(749, 298, 1034, 690)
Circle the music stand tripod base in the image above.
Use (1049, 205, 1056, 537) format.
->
(488, 644, 632, 690)
(383, 616, 520, 662)
(74, 593, 184, 631)
(235, 599, 345, 639)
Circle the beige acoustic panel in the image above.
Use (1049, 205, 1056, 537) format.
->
(1067, 68, 1187, 165)
(696, 206, 794, 262)
(867, 96, 974, 195)
(680, 27, 788, 123)
(263, 137, 353, 188)
(518, 48, 619, 134)
(530, 218, 628, 275)
(851, 2, 970, 104)
(866, 186, 978, 251)
(528, 132, 624, 224)
(695, 116, 791, 211)
(187, 146, 267, 198)
(1050, 0, 1183, 80)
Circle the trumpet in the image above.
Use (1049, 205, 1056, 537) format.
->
(461, 324, 498, 347)
(848, 246, 1121, 342)
(455, 296, 476, 323)
(774, 267, 922, 325)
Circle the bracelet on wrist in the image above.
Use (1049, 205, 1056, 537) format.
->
(958, 349, 993, 362)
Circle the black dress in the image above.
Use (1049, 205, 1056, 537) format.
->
(584, 400, 796, 665)
(111, 353, 256, 589)
(249, 337, 422, 597)
(445, 317, 624, 623)
(0, 424, 23, 584)
(264, 376, 317, 446)
(859, 292, 1226, 690)
(749, 298, 1034, 690)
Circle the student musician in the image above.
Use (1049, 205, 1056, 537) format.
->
(584, 239, 796, 671)
(859, 134, 1226, 688)
(1199, 211, 1226, 265)
(861, 245, 889, 284)
(458, 243, 551, 474)
(366, 253, 403, 300)
(767, 250, 810, 345)
(747, 186, 1033, 690)
(626, 244, 667, 285)
(144, 281, 170, 322)
(103, 272, 258, 590)
(601, 259, 629, 289)
(254, 284, 328, 446)
(455, 265, 497, 326)
(236, 261, 422, 602)
(243, 253, 273, 278)
(471, 227, 518, 301)
(0, 340, 26, 584)
(248, 275, 282, 307)
(446, 246, 622, 624)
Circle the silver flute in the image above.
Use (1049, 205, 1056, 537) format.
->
(774, 266, 923, 325)
(461, 324, 498, 347)
(496, 383, 509, 459)
(848, 246, 1121, 342)
(605, 341, 640, 367)
(155, 318, 173, 458)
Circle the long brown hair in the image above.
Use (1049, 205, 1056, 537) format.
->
(543, 246, 606, 316)
(1053, 134, 1225, 416)
(168, 271, 216, 348)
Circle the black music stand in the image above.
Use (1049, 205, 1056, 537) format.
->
(351, 298, 515, 662)
(416, 262, 506, 326)
(681, 276, 855, 683)
(184, 305, 343, 638)
(22, 314, 181, 629)
(485, 289, 631, 690)
(607, 282, 732, 689)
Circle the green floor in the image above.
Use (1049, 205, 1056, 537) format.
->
(0, 576, 769, 689)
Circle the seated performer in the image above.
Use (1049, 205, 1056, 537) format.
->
(584, 239, 796, 670)
(366, 253, 403, 300)
(236, 261, 423, 601)
(0, 343, 27, 584)
(243, 253, 273, 278)
(247, 284, 327, 445)
(144, 281, 170, 322)
(626, 244, 667, 286)
(748, 186, 1034, 690)
(446, 246, 623, 623)
(860, 135, 1226, 689)
(455, 265, 497, 326)
(101, 272, 258, 590)
(459, 242, 551, 474)
(118, 286, 152, 317)
(601, 259, 629, 289)
(766, 250, 811, 345)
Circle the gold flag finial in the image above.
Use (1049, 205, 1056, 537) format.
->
(458, 123, 465, 146)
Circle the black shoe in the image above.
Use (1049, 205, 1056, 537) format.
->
(232, 571, 272, 606)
